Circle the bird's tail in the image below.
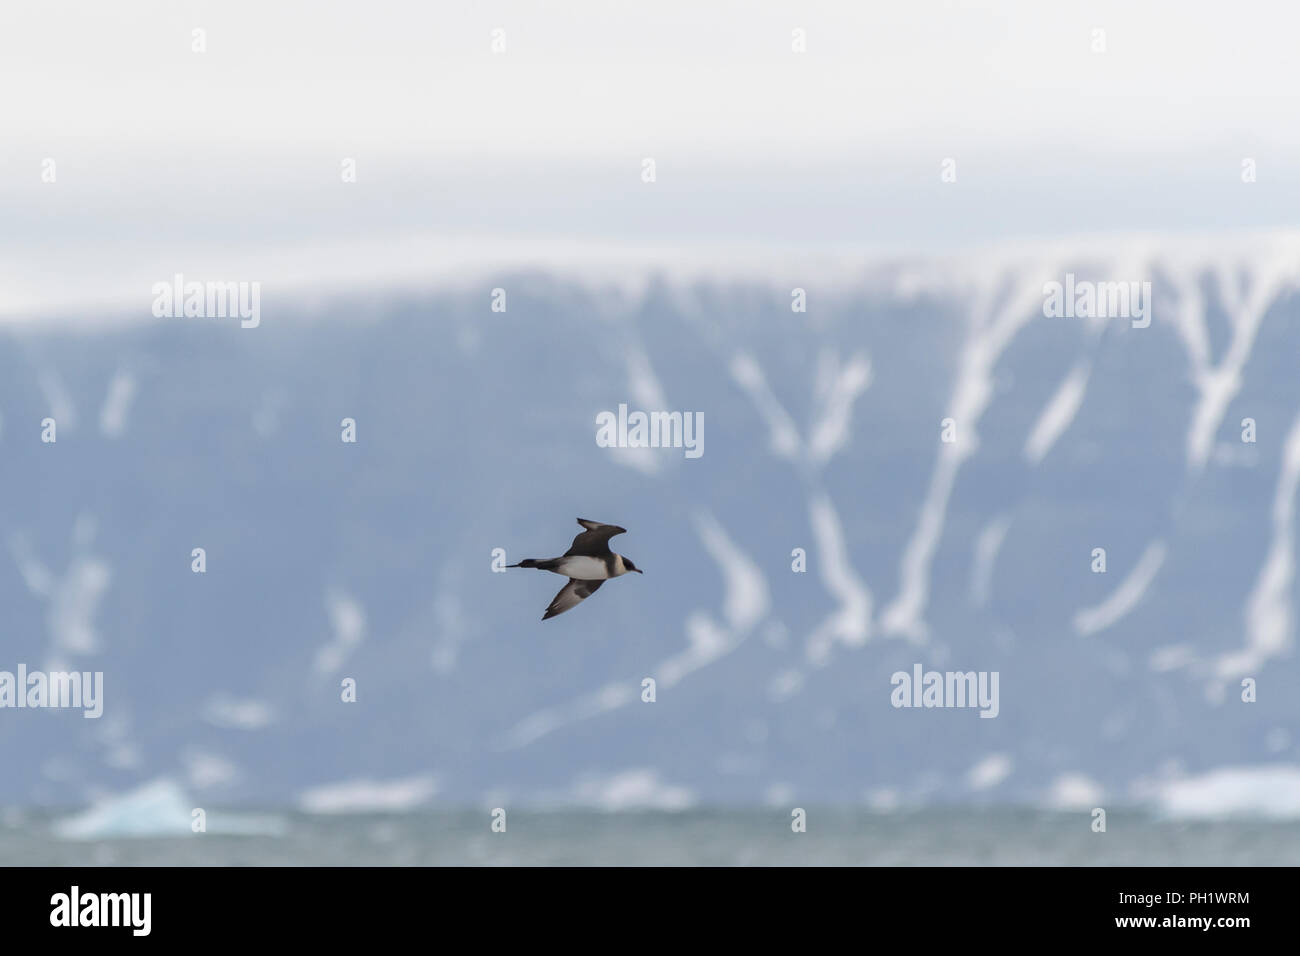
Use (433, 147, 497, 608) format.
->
(508, 558, 563, 571)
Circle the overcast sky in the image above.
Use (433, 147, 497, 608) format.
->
(3, 0, 1298, 315)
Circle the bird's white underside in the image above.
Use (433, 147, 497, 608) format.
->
(554, 555, 617, 579)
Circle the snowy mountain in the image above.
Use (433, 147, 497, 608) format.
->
(4, 232, 1300, 814)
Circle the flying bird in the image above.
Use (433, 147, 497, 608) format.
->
(508, 518, 643, 619)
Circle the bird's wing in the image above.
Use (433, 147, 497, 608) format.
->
(564, 519, 627, 556)
(542, 578, 604, 620)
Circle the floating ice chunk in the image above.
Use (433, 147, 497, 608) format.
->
(1044, 772, 1103, 811)
(54, 778, 283, 839)
(1154, 766, 1300, 820)
(967, 754, 1013, 791)
(571, 769, 695, 812)
(298, 774, 437, 814)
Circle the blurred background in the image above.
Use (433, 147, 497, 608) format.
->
(2, 0, 1299, 864)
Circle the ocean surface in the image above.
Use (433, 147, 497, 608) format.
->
(4, 808, 1299, 866)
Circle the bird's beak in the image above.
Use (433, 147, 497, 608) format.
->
(635, 568, 644, 574)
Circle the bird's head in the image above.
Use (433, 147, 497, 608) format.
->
(622, 557, 643, 574)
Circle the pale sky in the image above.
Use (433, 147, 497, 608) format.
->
(2, 0, 1298, 316)
(5, 1, 1298, 157)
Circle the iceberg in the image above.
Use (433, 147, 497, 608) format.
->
(53, 778, 284, 839)
(1153, 766, 1300, 820)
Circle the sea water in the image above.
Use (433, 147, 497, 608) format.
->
(4, 807, 1299, 866)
